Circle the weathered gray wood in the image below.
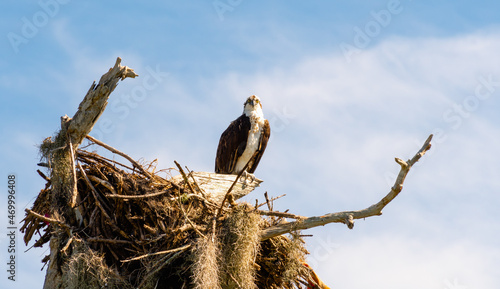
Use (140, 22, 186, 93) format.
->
(171, 172, 263, 205)
(259, 134, 433, 241)
(42, 58, 137, 289)
(67, 58, 138, 150)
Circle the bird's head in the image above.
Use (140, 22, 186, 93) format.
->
(243, 95, 263, 115)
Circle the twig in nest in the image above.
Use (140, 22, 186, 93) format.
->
(264, 191, 273, 211)
(256, 210, 305, 220)
(87, 238, 134, 245)
(77, 162, 130, 240)
(37, 169, 50, 182)
(174, 161, 197, 196)
(121, 244, 191, 263)
(24, 209, 70, 232)
(172, 162, 205, 238)
(105, 190, 171, 199)
(77, 149, 135, 172)
(177, 197, 205, 238)
(61, 236, 74, 254)
(137, 249, 187, 289)
(185, 165, 209, 200)
(68, 136, 79, 208)
(256, 194, 286, 209)
(77, 162, 112, 213)
(85, 135, 152, 179)
(89, 175, 117, 195)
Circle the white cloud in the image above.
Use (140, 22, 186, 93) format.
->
(310, 234, 499, 289)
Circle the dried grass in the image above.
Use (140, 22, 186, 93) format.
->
(219, 204, 262, 289)
(192, 236, 221, 289)
(62, 241, 132, 289)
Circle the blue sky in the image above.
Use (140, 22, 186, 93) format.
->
(1, 1, 500, 288)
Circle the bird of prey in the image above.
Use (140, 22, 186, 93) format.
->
(215, 95, 271, 181)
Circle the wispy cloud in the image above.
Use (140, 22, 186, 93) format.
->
(314, 234, 499, 289)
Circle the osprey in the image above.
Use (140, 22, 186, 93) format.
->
(215, 95, 271, 178)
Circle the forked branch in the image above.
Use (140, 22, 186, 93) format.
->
(260, 134, 433, 241)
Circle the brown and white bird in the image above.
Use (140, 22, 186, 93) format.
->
(215, 95, 271, 180)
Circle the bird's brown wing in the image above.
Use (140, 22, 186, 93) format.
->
(215, 114, 251, 174)
(247, 119, 270, 174)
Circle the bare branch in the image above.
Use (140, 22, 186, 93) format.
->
(255, 193, 286, 209)
(174, 160, 198, 196)
(68, 57, 138, 149)
(24, 209, 70, 231)
(89, 175, 117, 195)
(87, 238, 134, 245)
(86, 135, 152, 179)
(105, 189, 171, 199)
(121, 244, 191, 263)
(255, 210, 305, 220)
(260, 134, 433, 241)
(68, 137, 79, 208)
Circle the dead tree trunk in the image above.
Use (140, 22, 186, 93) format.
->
(40, 58, 138, 289)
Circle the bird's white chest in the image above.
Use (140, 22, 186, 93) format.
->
(233, 115, 265, 173)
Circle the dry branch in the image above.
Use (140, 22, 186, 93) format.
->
(121, 244, 192, 263)
(104, 189, 171, 199)
(86, 135, 152, 179)
(256, 210, 305, 220)
(68, 58, 138, 149)
(260, 134, 433, 240)
(255, 193, 286, 209)
(24, 209, 70, 231)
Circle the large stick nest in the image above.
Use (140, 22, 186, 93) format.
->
(21, 142, 312, 289)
